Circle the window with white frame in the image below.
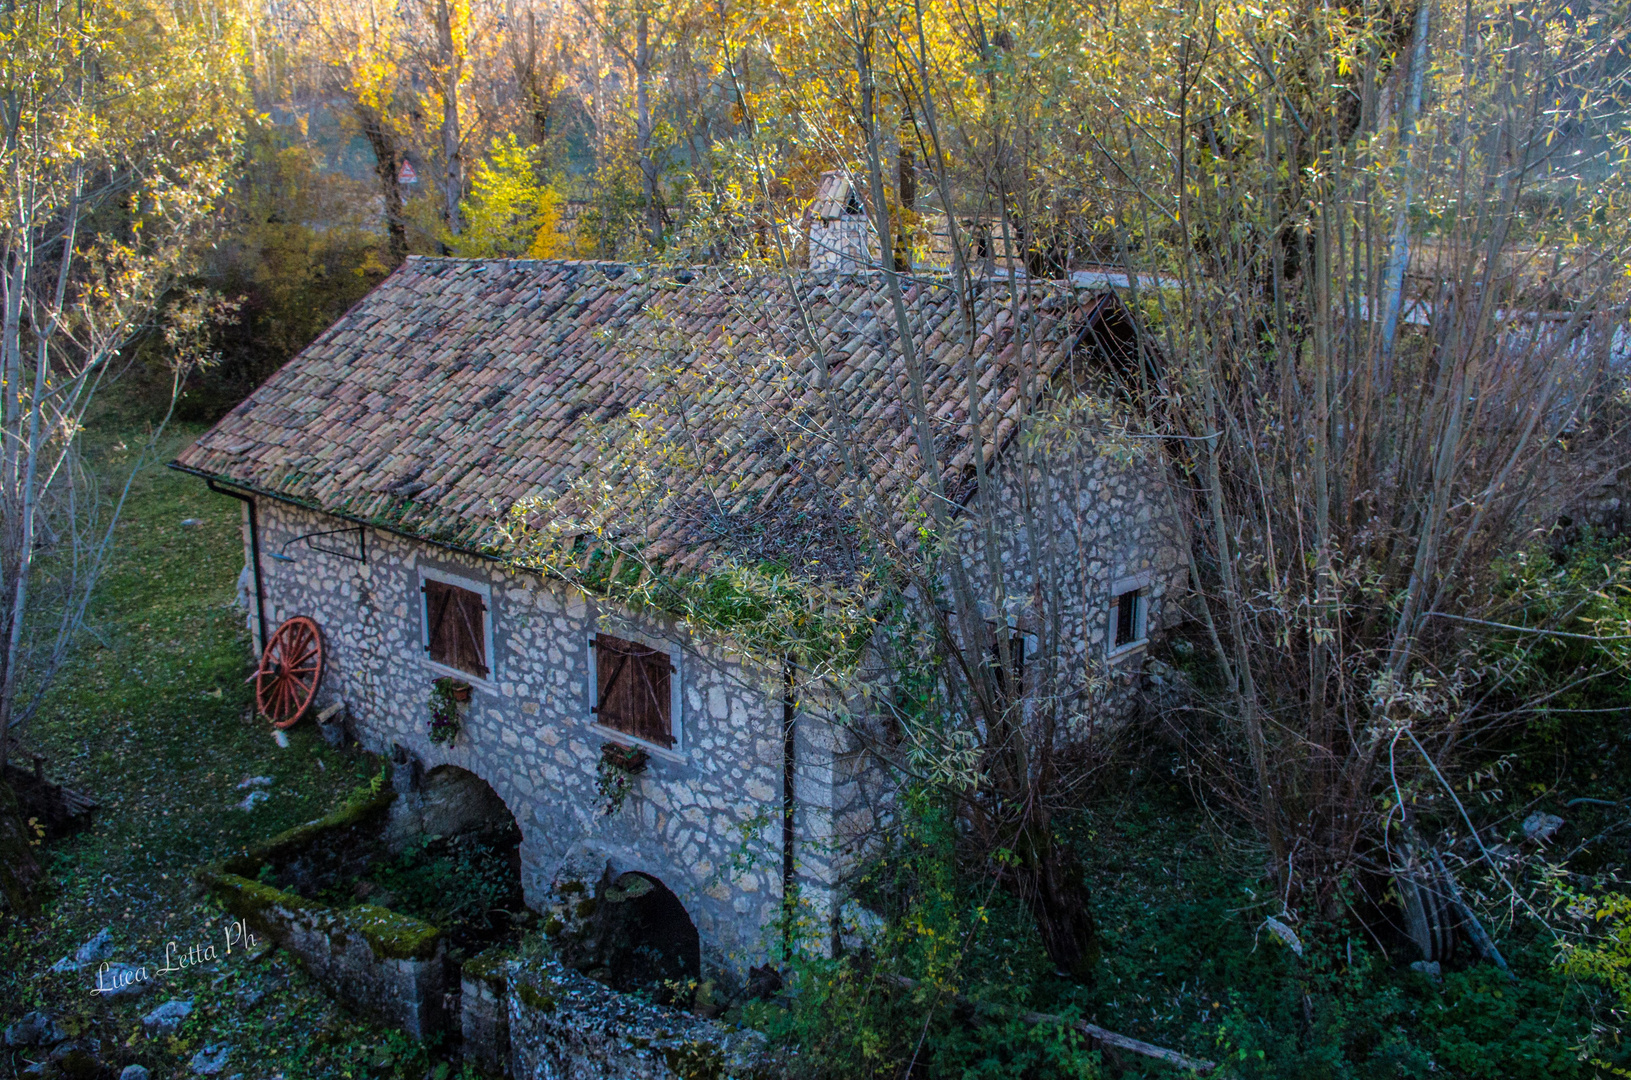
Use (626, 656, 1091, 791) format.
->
(420, 570, 494, 680)
(589, 632, 681, 751)
(1109, 580, 1148, 654)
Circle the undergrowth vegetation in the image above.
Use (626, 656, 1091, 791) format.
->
(739, 533, 1631, 1078)
(755, 771, 1621, 1079)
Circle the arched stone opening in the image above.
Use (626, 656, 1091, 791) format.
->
(563, 870, 702, 1001)
(384, 763, 526, 953)
(417, 763, 516, 839)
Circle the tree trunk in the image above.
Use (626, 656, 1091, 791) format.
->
(514, 11, 556, 150)
(0, 778, 40, 912)
(436, 0, 464, 241)
(1378, 0, 1431, 364)
(1013, 818, 1100, 981)
(0, 250, 24, 772)
(895, 141, 915, 272)
(357, 106, 408, 266)
(634, 7, 662, 250)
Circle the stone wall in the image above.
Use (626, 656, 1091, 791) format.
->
(461, 950, 512, 1074)
(200, 789, 450, 1041)
(504, 956, 777, 1080)
(976, 408, 1189, 702)
(235, 880, 447, 1037)
(1572, 464, 1629, 537)
(827, 400, 1189, 869)
(242, 500, 836, 983)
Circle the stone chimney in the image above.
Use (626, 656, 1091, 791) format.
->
(807, 171, 878, 273)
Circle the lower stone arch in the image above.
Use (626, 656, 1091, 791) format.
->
(564, 869, 703, 998)
(387, 761, 526, 951)
(414, 763, 517, 838)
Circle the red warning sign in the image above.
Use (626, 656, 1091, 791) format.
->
(398, 159, 418, 185)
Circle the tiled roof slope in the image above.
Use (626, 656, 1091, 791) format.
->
(174, 257, 1108, 569)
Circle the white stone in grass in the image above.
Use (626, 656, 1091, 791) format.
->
(1264, 916, 1304, 957)
(94, 963, 151, 998)
(120, 1067, 152, 1080)
(273, 730, 289, 748)
(4, 1011, 65, 1046)
(141, 998, 193, 1035)
(76, 927, 116, 965)
(1523, 812, 1565, 843)
(49, 926, 114, 972)
(190, 1043, 232, 1075)
(236, 776, 273, 789)
(236, 790, 270, 812)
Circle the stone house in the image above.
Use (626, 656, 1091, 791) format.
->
(172, 256, 1184, 986)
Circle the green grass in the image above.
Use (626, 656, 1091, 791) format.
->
(0, 428, 474, 1079)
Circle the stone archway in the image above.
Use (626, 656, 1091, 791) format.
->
(385, 763, 526, 952)
(563, 870, 702, 999)
(417, 764, 516, 839)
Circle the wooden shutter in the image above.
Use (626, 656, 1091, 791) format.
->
(425, 579, 455, 665)
(594, 635, 674, 748)
(451, 587, 488, 676)
(424, 579, 489, 677)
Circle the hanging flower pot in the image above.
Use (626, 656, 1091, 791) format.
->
(596, 742, 649, 815)
(600, 742, 649, 773)
(428, 677, 470, 746)
(436, 676, 473, 703)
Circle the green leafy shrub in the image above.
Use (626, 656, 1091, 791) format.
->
(367, 830, 519, 931)
(751, 789, 1104, 1079)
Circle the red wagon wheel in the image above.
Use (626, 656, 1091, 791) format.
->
(255, 616, 324, 729)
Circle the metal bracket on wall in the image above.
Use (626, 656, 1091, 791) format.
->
(268, 524, 367, 564)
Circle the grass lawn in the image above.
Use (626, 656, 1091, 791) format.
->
(0, 427, 465, 1079)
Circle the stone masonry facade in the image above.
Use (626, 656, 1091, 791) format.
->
(821, 420, 1189, 880)
(242, 498, 839, 984)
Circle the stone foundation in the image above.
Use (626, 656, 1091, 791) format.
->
(461, 950, 512, 1074)
(197, 787, 449, 1038)
(200, 870, 447, 1037)
(505, 956, 777, 1080)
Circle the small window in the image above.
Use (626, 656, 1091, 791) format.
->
(1110, 586, 1147, 653)
(987, 633, 1026, 697)
(593, 634, 675, 748)
(423, 577, 489, 678)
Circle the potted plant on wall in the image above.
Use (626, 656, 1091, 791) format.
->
(596, 741, 649, 815)
(428, 676, 471, 745)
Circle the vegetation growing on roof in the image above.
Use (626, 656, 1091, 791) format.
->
(503, 497, 886, 675)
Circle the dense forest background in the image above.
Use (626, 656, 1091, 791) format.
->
(4, 0, 1631, 1075)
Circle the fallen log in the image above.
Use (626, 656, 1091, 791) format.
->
(885, 974, 1216, 1073)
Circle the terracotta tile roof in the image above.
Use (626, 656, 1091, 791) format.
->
(174, 257, 1112, 570)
